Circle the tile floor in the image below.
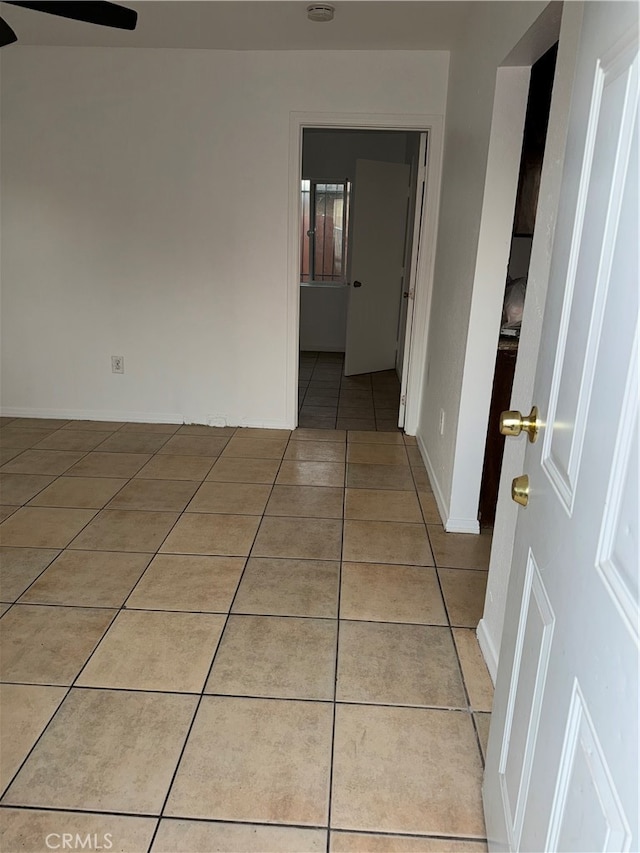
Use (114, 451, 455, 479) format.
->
(298, 352, 401, 431)
(0, 417, 494, 853)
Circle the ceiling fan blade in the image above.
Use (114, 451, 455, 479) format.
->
(0, 15, 17, 45)
(5, 1, 137, 30)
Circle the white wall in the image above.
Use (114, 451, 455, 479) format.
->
(299, 284, 347, 352)
(302, 129, 410, 180)
(0, 47, 448, 426)
(415, 1, 549, 525)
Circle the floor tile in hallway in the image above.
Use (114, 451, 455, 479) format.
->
(299, 351, 402, 431)
(0, 417, 493, 852)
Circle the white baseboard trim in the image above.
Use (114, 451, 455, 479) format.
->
(446, 516, 481, 534)
(0, 407, 292, 430)
(416, 432, 449, 527)
(477, 617, 499, 685)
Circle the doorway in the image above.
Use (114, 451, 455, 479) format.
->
(478, 43, 558, 527)
(297, 127, 425, 431)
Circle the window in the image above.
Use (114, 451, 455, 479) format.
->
(300, 179, 350, 283)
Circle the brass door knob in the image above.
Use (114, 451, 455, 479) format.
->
(500, 406, 539, 442)
(512, 474, 530, 507)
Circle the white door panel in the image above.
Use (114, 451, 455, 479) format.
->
(484, 4, 639, 851)
(345, 159, 410, 376)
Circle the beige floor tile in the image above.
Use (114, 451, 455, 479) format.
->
(405, 446, 425, 467)
(2, 688, 197, 814)
(235, 428, 292, 440)
(0, 499, 20, 521)
(34, 430, 113, 452)
(206, 456, 280, 484)
(77, 610, 225, 692)
(0, 474, 55, 505)
(343, 520, 433, 566)
(94, 431, 171, 454)
(69, 509, 179, 553)
(232, 557, 339, 618)
(152, 819, 326, 853)
(0, 603, 10, 616)
(0, 507, 97, 549)
(135, 454, 215, 481)
(344, 488, 421, 523)
(347, 444, 409, 466)
(474, 712, 491, 761)
(186, 481, 271, 515)
(1, 450, 85, 476)
(336, 418, 376, 431)
(127, 554, 244, 612)
(453, 628, 494, 712)
(0, 684, 67, 791)
(0, 809, 156, 853)
(346, 463, 414, 491)
(107, 478, 198, 511)
(418, 491, 440, 523)
(276, 461, 345, 487)
(0, 448, 22, 466)
(0, 604, 114, 685)
(438, 569, 488, 628)
(265, 485, 343, 519)
(331, 704, 485, 836)
(165, 696, 332, 825)
(337, 621, 465, 708)
(206, 615, 336, 700)
(65, 452, 152, 479)
(28, 477, 128, 509)
(20, 551, 151, 608)
(331, 832, 487, 852)
(285, 441, 346, 462)
(221, 437, 288, 460)
(0, 506, 18, 523)
(428, 526, 492, 570)
(1, 428, 56, 449)
(121, 422, 180, 434)
(177, 424, 237, 436)
(61, 420, 126, 431)
(340, 563, 447, 625)
(293, 428, 346, 442)
(410, 468, 430, 491)
(158, 434, 230, 457)
(9, 419, 70, 430)
(253, 516, 342, 561)
(161, 513, 259, 557)
(0, 547, 59, 601)
(403, 434, 418, 445)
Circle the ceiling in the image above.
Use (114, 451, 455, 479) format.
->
(0, 1, 472, 50)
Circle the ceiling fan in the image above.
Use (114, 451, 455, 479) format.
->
(0, 1, 138, 48)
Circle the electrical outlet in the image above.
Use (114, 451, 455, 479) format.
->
(111, 355, 124, 374)
(439, 409, 445, 435)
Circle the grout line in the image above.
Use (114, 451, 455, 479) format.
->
(146, 426, 294, 853)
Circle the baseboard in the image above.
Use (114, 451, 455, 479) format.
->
(445, 516, 481, 534)
(477, 617, 499, 685)
(416, 432, 449, 527)
(0, 406, 292, 430)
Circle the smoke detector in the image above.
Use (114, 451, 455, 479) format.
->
(307, 4, 335, 23)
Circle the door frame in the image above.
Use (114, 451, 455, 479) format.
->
(286, 111, 445, 434)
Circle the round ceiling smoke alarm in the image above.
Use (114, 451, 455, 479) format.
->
(307, 4, 335, 23)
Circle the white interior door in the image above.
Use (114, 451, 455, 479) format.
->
(344, 159, 410, 376)
(484, 4, 638, 851)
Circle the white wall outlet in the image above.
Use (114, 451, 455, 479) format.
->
(439, 409, 445, 435)
(111, 355, 124, 374)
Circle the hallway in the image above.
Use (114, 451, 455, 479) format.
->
(299, 352, 402, 431)
(0, 417, 493, 851)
